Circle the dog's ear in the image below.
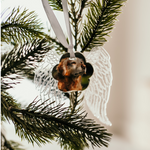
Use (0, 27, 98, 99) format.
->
(85, 63, 94, 77)
(60, 53, 70, 62)
(52, 65, 60, 80)
(75, 52, 86, 63)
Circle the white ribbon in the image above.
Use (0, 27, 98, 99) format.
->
(42, 0, 75, 58)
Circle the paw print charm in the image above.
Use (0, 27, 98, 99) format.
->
(52, 52, 94, 92)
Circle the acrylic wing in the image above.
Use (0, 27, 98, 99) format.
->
(83, 47, 113, 126)
(34, 50, 68, 106)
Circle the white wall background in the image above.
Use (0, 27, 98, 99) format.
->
(104, 0, 150, 149)
(1, 0, 150, 150)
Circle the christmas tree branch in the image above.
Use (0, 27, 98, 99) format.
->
(2, 95, 112, 149)
(80, 0, 126, 52)
(1, 116, 6, 122)
(1, 39, 53, 80)
(1, 74, 22, 90)
(69, 0, 89, 51)
(77, 0, 89, 20)
(1, 132, 14, 150)
(45, 35, 68, 53)
(1, 7, 45, 44)
(69, 91, 83, 115)
(70, 0, 78, 51)
(1, 132, 25, 150)
(48, 0, 63, 11)
(12, 100, 112, 149)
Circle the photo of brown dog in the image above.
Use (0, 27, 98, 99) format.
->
(52, 52, 93, 92)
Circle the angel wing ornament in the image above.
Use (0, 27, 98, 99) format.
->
(35, 0, 112, 125)
(34, 46, 112, 126)
(83, 47, 113, 126)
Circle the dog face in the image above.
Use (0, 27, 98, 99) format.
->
(57, 57, 86, 77)
(52, 52, 93, 92)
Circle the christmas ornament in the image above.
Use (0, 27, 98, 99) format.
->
(34, 0, 113, 125)
(52, 52, 93, 92)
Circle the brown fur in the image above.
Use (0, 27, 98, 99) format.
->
(56, 58, 86, 92)
(57, 75, 82, 92)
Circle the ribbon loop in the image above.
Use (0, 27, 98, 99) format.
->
(68, 45, 74, 58)
(62, 0, 73, 47)
(42, 0, 75, 58)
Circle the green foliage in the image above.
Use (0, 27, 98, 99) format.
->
(7, 98, 112, 149)
(49, 0, 126, 52)
(46, 35, 68, 53)
(7, 141, 25, 150)
(1, 7, 45, 44)
(1, 132, 25, 150)
(1, 91, 21, 121)
(1, 39, 53, 80)
(68, 0, 89, 51)
(1, 116, 6, 122)
(80, 0, 127, 52)
(48, 0, 63, 11)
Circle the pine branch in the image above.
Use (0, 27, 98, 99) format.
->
(48, 0, 63, 11)
(69, 0, 89, 51)
(7, 141, 24, 150)
(45, 35, 68, 53)
(1, 91, 21, 121)
(1, 132, 14, 150)
(1, 132, 25, 150)
(80, 0, 126, 52)
(69, 91, 83, 115)
(1, 116, 6, 122)
(1, 39, 53, 80)
(1, 74, 22, 90)
(2, 96, 112, 150)
(1, 52, 7, 63)
(69, 0, 79, 51)
(77, 0, 89, 20)
(1, 7, 45, 44)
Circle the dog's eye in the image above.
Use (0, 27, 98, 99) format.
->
(71, 62, 76, 65)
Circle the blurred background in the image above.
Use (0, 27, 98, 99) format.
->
(1, 0, 150, 149)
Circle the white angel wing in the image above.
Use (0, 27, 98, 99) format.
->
(83, 47, 113, 126)
(34, 50, 69, 106)
(34, 48, 112, 125)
